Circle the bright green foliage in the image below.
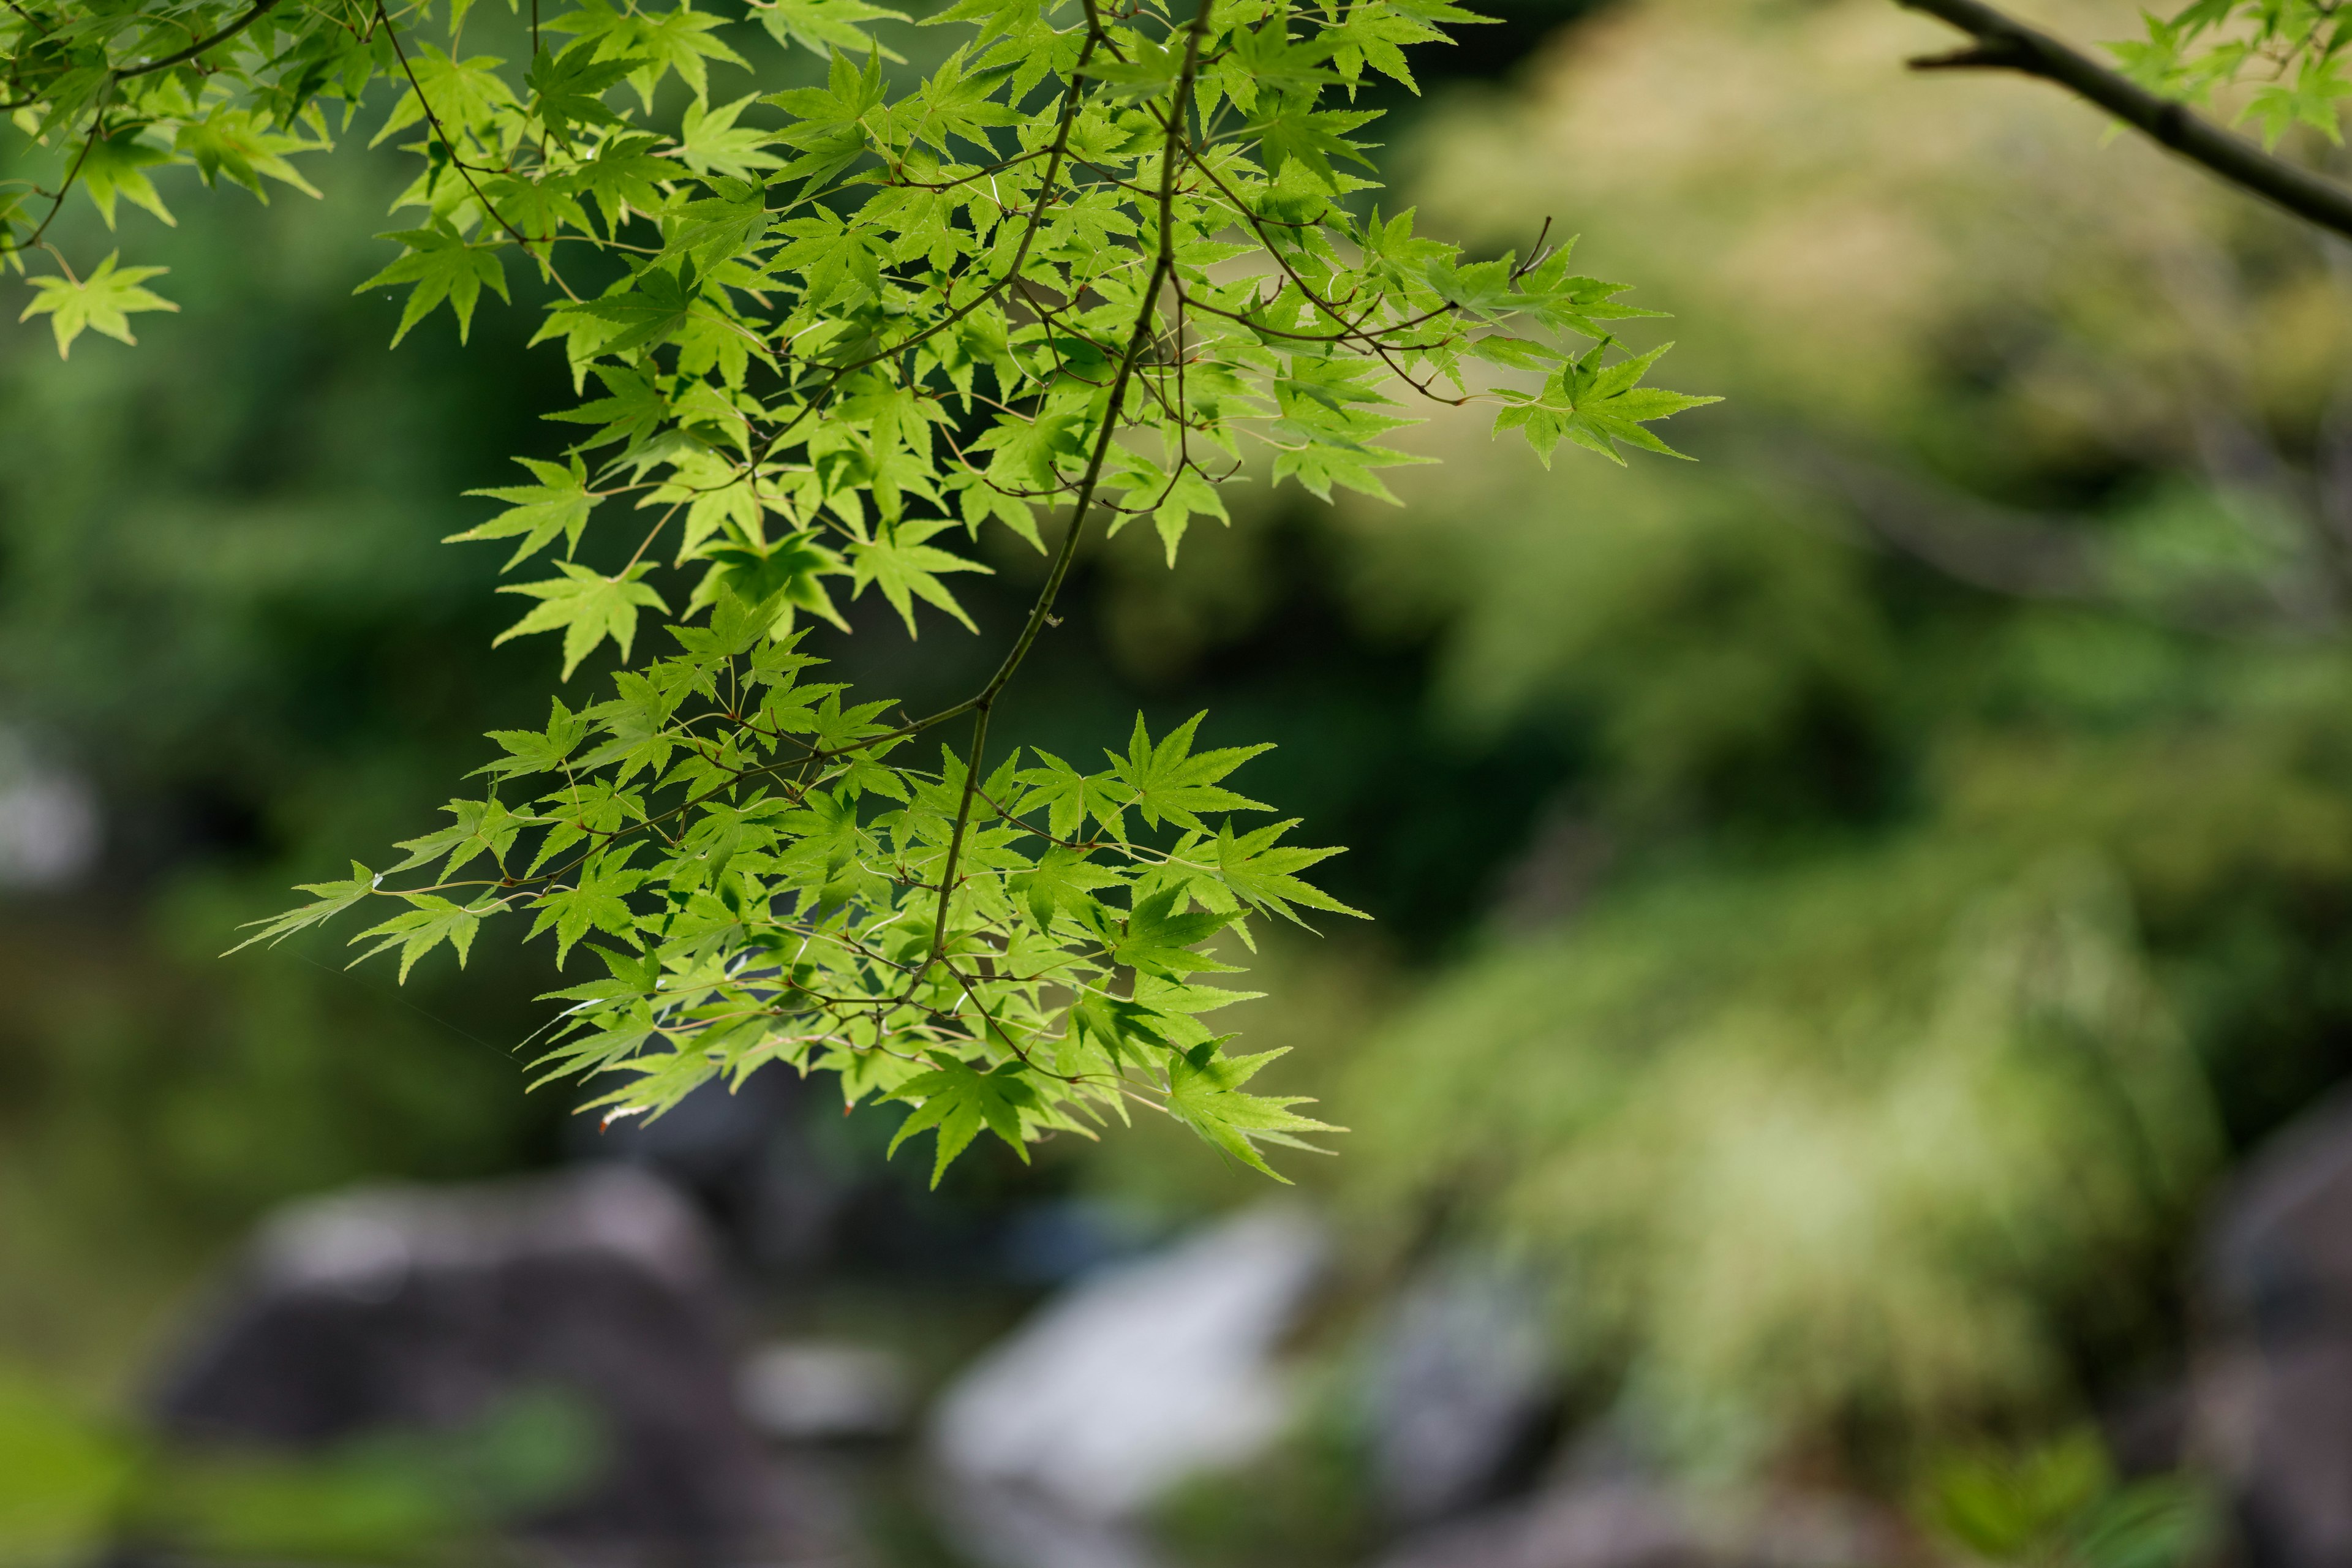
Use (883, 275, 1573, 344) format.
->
(236, 592, 1356, 1178)
(16, 250, 176, 355)
(2111, 0, 2352, 148)
(3, 0, 1706, 1177)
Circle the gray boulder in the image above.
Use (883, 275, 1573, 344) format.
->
(2200, 1090, 2352, 1568)
(1371, 1480, 1902, 1568)
(1366, 1256, 1560, 1526)
(145, 1164, 837, 1566)
(929, 1203, 1325, 1518)
(927, 1204, 1325, 1568)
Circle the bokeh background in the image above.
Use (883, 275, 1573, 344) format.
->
(10, 0, 2352, 1564)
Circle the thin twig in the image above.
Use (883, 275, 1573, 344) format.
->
(119, 0, 284, 77)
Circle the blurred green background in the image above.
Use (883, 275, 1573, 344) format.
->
(8, 0, 2352, 1558)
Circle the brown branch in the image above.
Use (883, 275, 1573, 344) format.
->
(1896, 0, 2352, 240)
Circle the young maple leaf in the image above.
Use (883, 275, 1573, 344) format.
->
(1112, 886, 1239, 978)
(1106, 712, 1271, 833)
(887, 1055, 1038, 1185)
(355, 224, 511, 345)
(225, 862, 378, 954)
(850, 518, 992, 635)
(1491, 341, 1720, 467)
(1164, 1044, 1339, 1180)
(758, 0, 910, 59)
(350, 894, 496, 982)
(495, 562, 671, 678)
(526, 40, 650, 148)
(1213, 820, 1366, 926)
(19, 253, 178, 358)
(674, 94, 786, 180)
(453, 455, 605, 570)
(1009, 843, 1127, 929)
(78, 133, 178, 230)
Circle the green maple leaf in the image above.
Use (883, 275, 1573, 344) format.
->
(972, 402, 1088, 489)
(226, 862, 377, 953)
(1493, 342, 1720, 467)
(1009, 843, 1126, 929)
(453, 456, 605, 569)
(527, 40, 650, 148)
(1324, 1, 1454, 92)
(529, 1001, 660, 1086)
(906, 44, 1019, 150)
(1068, 988, 1175, 1071)
(1014, 750, 1129, 839)
(79, 132, 177, 229)
(1112, 886, 1238, 978)
(1107, 464, 1227, 566)
(1079, 34, 1191, 99)
(594, 0, 748, 107)
(1268, 429, 1423, 503)
(696, 532, 852, 634)
(674, 94, 785, 179)
(922, 0, 1052, 47)
(559, 133, 674, 234)
(1107, 712, 1272, 832)
(19, 253, 178, 358)
(390, 796, 528, 878)
(173, 107, 323, 201)
(568, 264, 701, 359)
(355, 224, 511, 345)
(546, 366, 672, 454)
(496, 562, 671, 678)
(1214, 820, 1365, 925)
(1163, 1043, 1338, 1180)
(1250, 92, 1375, 188)
(887, 1055, 1037, 1185)
(573, 669, 687, 783)
(350, 894, 497, 982)
(1226, 17, 1339, 102)
(759, 0, 911, 58)
(2241, 49, 2352, 148)
(526, 846, 649, 964)
(668, 181, 774, 270)
(773, 209, 887, 308)
(480, 698, 591, 780)
(764, 43, 889, 139)
(371, 47, 519, 148)
(850, 517, 992, 635)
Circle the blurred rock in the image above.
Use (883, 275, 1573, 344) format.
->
(146, 1164, 840, 1566)
(1368, 1256, 1560, 1525)
(930, 1204, 1325, 1520)
(740, 1340, 912, 1442)
(2200, 1090, 2352, 1568)
(998, 1197, 1167, 1286)
(0, 725, 98, 888)
(1371, 1480, 1904, 1568)
(928, 1480, 1172, 1568)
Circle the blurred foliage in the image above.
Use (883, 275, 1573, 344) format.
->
(1310, 0, 2352, 1483)
(7, 0, 2352, 1543)
(1918, 1428, 2214, 1568)
(0, 1375, 599, 1566)
(1152, 1401, 1379, 1568)
(0, 151, 578, 1389)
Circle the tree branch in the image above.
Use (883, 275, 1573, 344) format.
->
(119, 0, 283, 78)
(1896, 0, 2352, 241)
